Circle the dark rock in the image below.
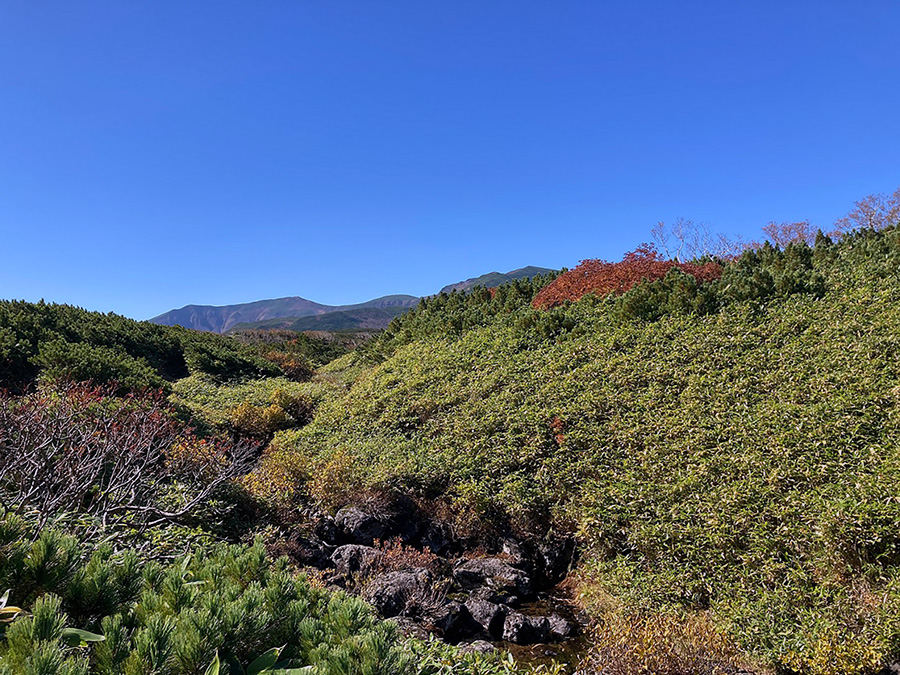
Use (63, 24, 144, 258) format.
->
(453, 558, 532, 596)
(335, 506, 387, 545)
(500, 538, 535, 572)
(331, 544, 383, 576)
(363, 568, 433, 618)
(314, 515, 339, 545)
(419, 521, 454, 555)
(382, 494, 423, 542)
(547, 613, 576, 639)
(386, 616, 430, 640)
(469, 586, 519, 606)
(538, 538, 576, 585)
(283, 535, 333, 569)
(464, 598, 508, 637)
(425, 601, 481, 641)
(502, 612, 551, 645)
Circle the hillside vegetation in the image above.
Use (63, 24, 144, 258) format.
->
(251, 225, 900, 673)
(439, 267, 557, 295)
(5, 190, 900, 674)
(0, 301, 281, 392)
(0, 345, 553, 675)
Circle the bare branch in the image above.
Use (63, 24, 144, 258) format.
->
(0, 382, 258, 530)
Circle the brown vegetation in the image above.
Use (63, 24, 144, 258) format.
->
(583, 612, 758, 675)
(0, 382, 256, 530)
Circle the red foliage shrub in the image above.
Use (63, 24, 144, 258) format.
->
(532, 244, 722, 309)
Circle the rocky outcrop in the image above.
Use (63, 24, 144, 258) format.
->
(335, 507, 388, 545)
(503, 612, 551, 644)
(283, 501, 581, 648)
(464, 598, 508, 638)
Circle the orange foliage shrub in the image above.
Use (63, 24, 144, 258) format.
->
(264, 350, 315, 382)
(532, 245, 722, 310)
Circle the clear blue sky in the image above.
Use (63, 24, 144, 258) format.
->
(1, 2, 898, 319)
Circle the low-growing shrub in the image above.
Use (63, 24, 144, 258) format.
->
(582, 612, 754, 675)
(172, 375, 327, 433)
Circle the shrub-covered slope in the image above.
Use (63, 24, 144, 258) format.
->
(252, 227, 900, 672)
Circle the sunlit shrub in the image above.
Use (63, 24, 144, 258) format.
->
(532, 245, 722, 310)
(583, 612, 754, 675)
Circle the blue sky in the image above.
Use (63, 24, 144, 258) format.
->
(1, 2, 898, 319)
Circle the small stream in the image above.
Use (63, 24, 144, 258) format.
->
(499, 586, 592, 671)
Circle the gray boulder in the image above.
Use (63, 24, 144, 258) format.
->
(386, 616, 430, 640)
(502, 612, 551, 644)
(537, 538, 576, 585)
(464, 598, 508, 638)
(459, 640, 497, 654)
(419, 521, 453, 555)
(468, 585, 519, 606)
(453, 558, 532, 596)
(363, 568, 433, 618)
(335, 506, 388, 545)
(425, 601, 481, 641)
(547, 613, 576, 639)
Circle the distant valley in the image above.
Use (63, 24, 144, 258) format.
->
(149, 266, 555, 333)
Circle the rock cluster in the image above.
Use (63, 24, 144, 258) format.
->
(284, 501, 579, 647)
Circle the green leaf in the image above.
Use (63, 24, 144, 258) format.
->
(204, 651, 221, 675)
(271, 662, 312, 675)
(60, 627, 105, 647)
(247, 647, 282, 675)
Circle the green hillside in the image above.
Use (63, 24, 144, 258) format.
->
(251, 226, 900, 673)
(0, 300, 281, 392)
(0, 306, 548, 675)
(7, 224, 900, 673)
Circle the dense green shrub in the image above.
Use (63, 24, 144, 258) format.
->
(34, 340, 167, 393)
(171, 374, 334, 435)
(250, 226, 900, 673)
(0, 513, 408, 674)
(363, 273, 559, 362)
(0, 301, 280, 392)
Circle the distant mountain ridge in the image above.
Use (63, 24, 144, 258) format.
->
(229, 306, 410, 333)
(150, 266, 555, 333)
(151, 295, 419, 334)
(439, 266, 555, 294)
